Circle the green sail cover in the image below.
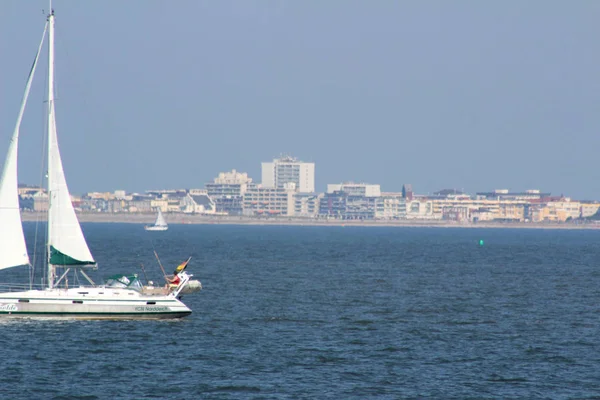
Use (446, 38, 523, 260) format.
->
(49, 246, 94, 266)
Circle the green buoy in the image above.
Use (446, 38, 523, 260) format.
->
(479, 239, 484, 246)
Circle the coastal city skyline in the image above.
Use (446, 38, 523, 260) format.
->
(17, 152, 587, 202)
(2, 2, 600, 199)
(18, 154, 600, 224)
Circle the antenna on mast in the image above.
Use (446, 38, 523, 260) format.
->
(46, 0, 54, 19)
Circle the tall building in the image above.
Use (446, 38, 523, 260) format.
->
(261, 155, 315, 193)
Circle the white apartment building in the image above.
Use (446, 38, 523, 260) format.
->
(181, 193, 216, 214)
(294, 192, 322, 217)
(243, 183, 296, 216)
(150, 199, 169, 213)
(375, 193, 406, 219)
(406, 199, 438, 219)
(580, 202, 600, 218)
(261, 156, 315, 193)
(206, 170, 253, 215)
(432, 198, 528, 222)
(206, 170, 252, 197)
(531, 199, 581, 222)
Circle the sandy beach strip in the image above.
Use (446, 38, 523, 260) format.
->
(19, 211, 600, 230)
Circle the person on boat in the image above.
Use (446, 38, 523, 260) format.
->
(165, 257, 191, 291)
(165, 273, 181, 291)
(166, 273, 181, 285)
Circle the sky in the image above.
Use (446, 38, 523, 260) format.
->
(1, 1, 600, 199)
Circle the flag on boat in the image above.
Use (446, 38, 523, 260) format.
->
(174, 257, 191, 274)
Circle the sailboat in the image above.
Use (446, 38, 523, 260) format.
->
(0, 9, 201, 319)
(145, 209, 168, 231)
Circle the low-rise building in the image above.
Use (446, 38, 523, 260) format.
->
(580, 202, 600, 218)
(32, 191, 49, 212)
(107, 199, 127, 213)
(181, 193, 216, 214)
(150, 199, 169, 213)
(476, 189, 550, 201)
(326, 183, 381, 197)
(127, 193, 155, 213)
(320, 183, 381, 219)
(406, 199, 438, 219)
(531, 199, 581, 222)
(84, 191, 117, 201)
(293, 192, 322, 218)
(375, 193, 406, 219)
(18, 185, 44, 196)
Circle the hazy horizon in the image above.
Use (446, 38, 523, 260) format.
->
(2, 1, 599, 198)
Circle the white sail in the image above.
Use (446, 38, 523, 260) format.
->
(0, 23, 47, 271)
(46, 12, 94, 267)
(155, 209, 167, 227)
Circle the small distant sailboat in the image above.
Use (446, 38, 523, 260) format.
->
(145, 209, 168, 231)
(0, 8, 200, 319)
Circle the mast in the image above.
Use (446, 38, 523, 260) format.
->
(47, 7, 56, 288)
(45, 6, 96, 289)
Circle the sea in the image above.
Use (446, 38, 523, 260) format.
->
(1, 223, 600, 399)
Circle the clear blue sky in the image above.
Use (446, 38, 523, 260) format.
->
(1, 1, 599, 198)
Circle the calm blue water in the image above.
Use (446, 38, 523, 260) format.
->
(1, 224, 600, 399)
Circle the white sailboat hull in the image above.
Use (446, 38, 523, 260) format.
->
(0, 287, 192, 319)
(144, 225, 168, 231)
(145, 209, 168, 231)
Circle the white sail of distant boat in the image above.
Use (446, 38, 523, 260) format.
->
(145, 209, 168, 231)
(0, 8, 200, 319)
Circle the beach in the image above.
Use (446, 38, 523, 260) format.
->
(20, 211, 600, 230)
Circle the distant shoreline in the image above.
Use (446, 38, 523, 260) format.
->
(20, 211, 600, 230)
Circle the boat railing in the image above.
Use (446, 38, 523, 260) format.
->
(0, 283, 44, 292)
(0, 283, 101, 292)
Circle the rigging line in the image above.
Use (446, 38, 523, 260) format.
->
(153, 249, 168, 282)
(146, 234, 166, 280)
(147, 234, 173, 283)
(33, 49, 50, 289)
(29, 21, 49, 289)
(139, 263, 149, 284)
